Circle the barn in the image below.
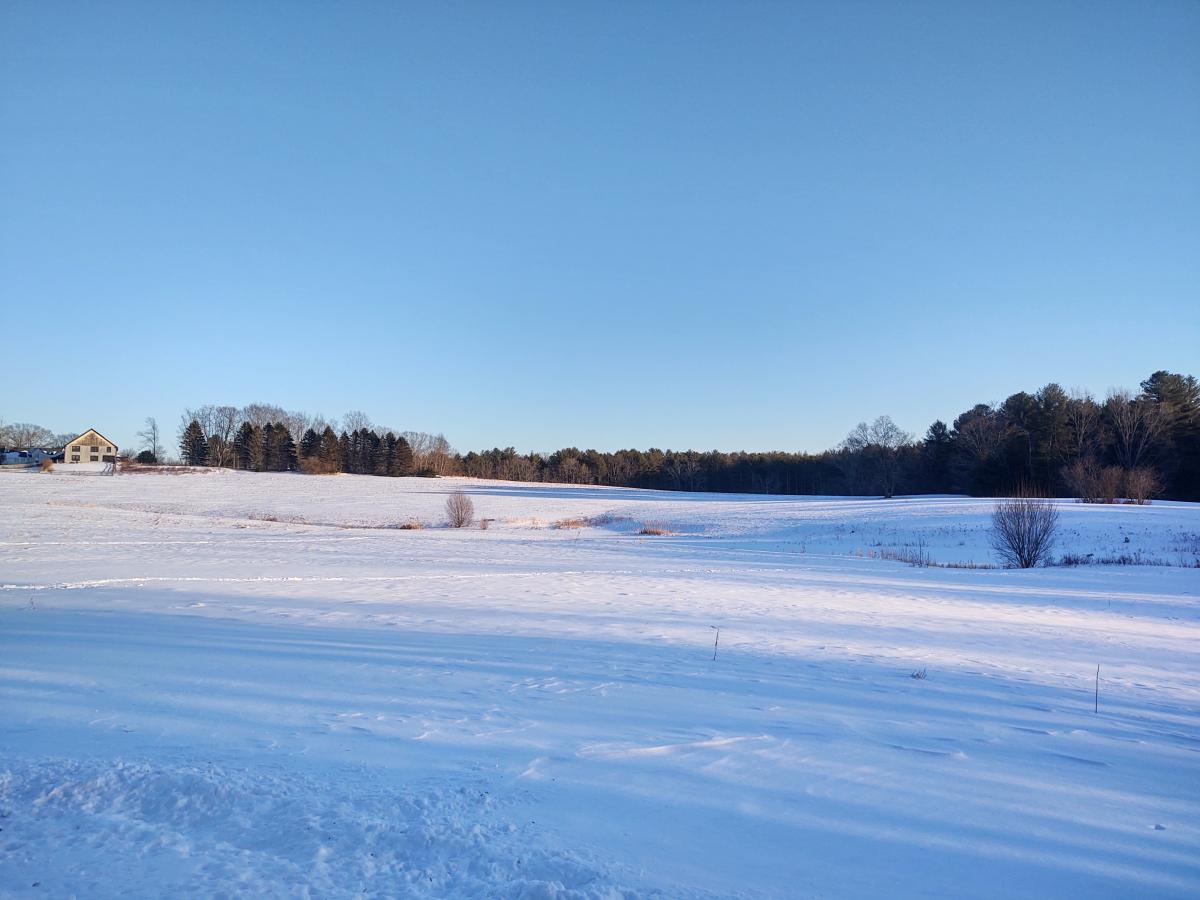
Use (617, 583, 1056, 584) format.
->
(63, 429, 118, 464)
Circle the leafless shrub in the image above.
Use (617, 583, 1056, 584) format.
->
(1124, 467, 1162, 505)
(397, 520, 423, 530)
(878, 536, 930, 567)
(991, 496, 1059, 568)
(479, 518, 493, 530)
(553, 518, 586, 530)
(446, 491, 475, 528)
(638, 521, 671, 536)
(1062, 458, 1122, 503)
(39, 459, 54, 473)
(1095, 466, 1123, 504)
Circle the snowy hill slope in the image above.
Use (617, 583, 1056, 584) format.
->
(2, 470, 1198, 897)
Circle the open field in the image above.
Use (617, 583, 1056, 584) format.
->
(2, 469, 1198, 898)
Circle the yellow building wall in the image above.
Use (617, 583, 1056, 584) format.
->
(65, 431, 117, 464)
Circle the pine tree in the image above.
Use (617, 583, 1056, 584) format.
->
(249, 425, 266, 472)
(379, 433, 397, 476)
(391, 436, 414, 476)
(268, 422, 297, 471)
(262, 423, 277, 472)
(346, 429, 361, 474)
(363, 429, 382, 475)
(338, 432, 350, 472)
(299, 428, 320, 460)
(180, 420, 208, 466)
(319, 426, 342, 473)
(233, 421, 255, 470)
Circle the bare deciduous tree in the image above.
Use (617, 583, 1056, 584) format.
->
(282, 410, 329, 444)
(666, 451, 704, 492)
(342, 410, 373, 434)
(2, 422, 56, 449)
(1065, 390, 1102, 461)
(498, 454, 538, 482)
(953, 405, 1010, 463)
(181, 405, 240, 467)
(445, 491, 475, 528)
(991, 496, 1059, 568)
(1105, 389, 1167, 471)
(242, 402, 288, 430)
(841, 415, 912, 498)
(404, 431, 456, 475)
(136, 417, 163, 462)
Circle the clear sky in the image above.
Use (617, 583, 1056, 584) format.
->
(2, 1, 1197, 455)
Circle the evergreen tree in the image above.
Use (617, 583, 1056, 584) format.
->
(391, 436, 414, 476)
(1141, 371, 1200, 500)
(248, 425, 266, 472)
(267, 422, 298, 471)
(233, 421, 255, 470)
(319, 426, 342, 472)
(299, 428, 320, 460)
(362, 429, 382, 475)
(379, 433, 397, 476)
(921, 420, 953, 491)
(337, 432, 350, 472)
(180, 420, 208, 466)
(260, 424, 274, 472)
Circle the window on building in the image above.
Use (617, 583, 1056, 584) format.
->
(91, 445, 99, 452)
(71, 455, 80, 461)
(90, 455, 99, 461)
(106, 446, 112, 452)
(73, 446, 81, 451)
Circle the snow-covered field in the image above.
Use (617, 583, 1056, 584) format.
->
(2, 469, 1198, 898)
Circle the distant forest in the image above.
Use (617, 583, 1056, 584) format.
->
(4, 371, 1197, 501)
(167, 370, 1199, 501)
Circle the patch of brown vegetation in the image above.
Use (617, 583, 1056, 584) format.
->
(637, 521, 671, 536)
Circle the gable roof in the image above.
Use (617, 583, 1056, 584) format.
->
(66, 428, 118, 450)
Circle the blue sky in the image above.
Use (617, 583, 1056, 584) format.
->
(2, 1, 1197, 455)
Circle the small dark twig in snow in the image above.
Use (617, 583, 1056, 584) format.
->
(710, 625, 720, 661)
(1095, 664, 1100, 714)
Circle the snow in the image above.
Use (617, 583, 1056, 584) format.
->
(2, 469, 1198, 898)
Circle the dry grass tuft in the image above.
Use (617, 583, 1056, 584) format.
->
(638, 521, 671, 536)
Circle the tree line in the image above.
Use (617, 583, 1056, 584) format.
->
(9, 370, 1197, 501)
(168, 404, 455, 477)
(462, 370, 1200, 502)
(162, 372, 1198, 501)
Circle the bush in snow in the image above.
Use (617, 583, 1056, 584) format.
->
(446, 492, 475, 528)
(991, 496, 1059, 568)
(1124, 467, 1162, 505)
